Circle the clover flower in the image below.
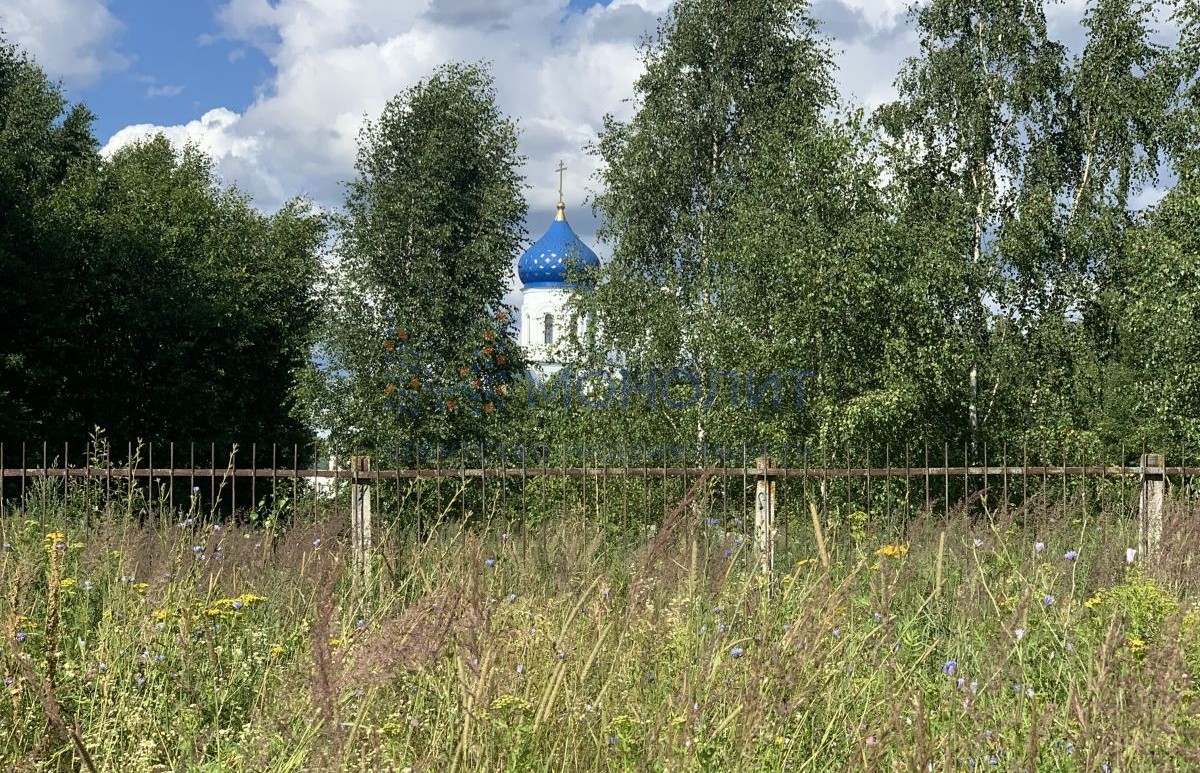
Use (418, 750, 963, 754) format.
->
(1035, 541, 1045, 554)
(1014, 628, 1025, 641)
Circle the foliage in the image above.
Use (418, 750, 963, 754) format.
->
(0, 37, 324, 448)
(580, 0, 842, 449)
(309, 62, 527, 455)
(0, 39, 98, 440)
(1083, 570, 1181, 651)
(45, 136, 325, 447)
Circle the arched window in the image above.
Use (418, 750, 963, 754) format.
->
(543, 313, 555, 345)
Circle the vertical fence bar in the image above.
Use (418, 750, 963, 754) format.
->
(884, 443, 891, 530)
(779, 443, 787, 553)
(169, 442, 175, 514)
(62, 441, 69, 523)
(499, 441, 507, 531)
(416, 444, 424, 548)
(741, 443, 748, 535)
(943, 442, 949, 519)
(923, 440, 930, 515)
(904, 444, 911, 522)
(126, 441, 133, 520)
(21, 441, 27, 515)
(148, 441, 156, 525)
(962, 442, 968, 516)
(210, 442, 216, 513)
(83, 441, 90, 531)
(1023, 440, 1029, 521)
(802, 441, 810, 537)
(865, 439, 872, 521)
(1002, 441, 1008, 520)
(292, 444, 299, 525)
(622, 441, 629, 540)
(1061, 443, 1067, 519)
(519, 443, 527, 556)
(189, 443, 196, 513)
(250, 442, 257, 517)
(42, 440, 49, 529)
(231, 444, 239, 518)
(981, 442, 988, 516)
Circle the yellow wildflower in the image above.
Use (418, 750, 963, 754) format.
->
(133, 582, 149, 594)
(269, 644, 285, 656)
(58, 578, 76, 589)
(875, 544, 908, 558)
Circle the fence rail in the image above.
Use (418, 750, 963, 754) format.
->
(0, 464, 1192, 479)
(2, 440, 1190, 585)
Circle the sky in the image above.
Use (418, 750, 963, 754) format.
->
(0, 0, 1167, 287)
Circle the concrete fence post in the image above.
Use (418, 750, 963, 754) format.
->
(1139, 452, 1164, 571)
(351, 455, 372, 593)
(755, 456, 776, 578)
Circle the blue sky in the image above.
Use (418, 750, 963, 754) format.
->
(78, 1, 267, 142)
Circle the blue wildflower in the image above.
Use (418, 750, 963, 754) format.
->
(1064, 550, 1078, 561)
(943, 660, 957, 677)
(731, 646, 745, 658)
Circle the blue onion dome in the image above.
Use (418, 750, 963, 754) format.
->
(517, 202, 600, 288)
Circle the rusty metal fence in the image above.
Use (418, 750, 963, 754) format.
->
(1, 440, 1196, 545)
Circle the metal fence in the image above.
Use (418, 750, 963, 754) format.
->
(1, 440, 1195, 538)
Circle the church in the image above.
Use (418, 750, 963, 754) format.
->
(515, 170, 600, 377)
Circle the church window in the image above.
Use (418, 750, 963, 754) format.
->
(543, 313, 555, 345)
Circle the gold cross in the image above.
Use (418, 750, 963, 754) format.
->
(556, 160, 566, 205)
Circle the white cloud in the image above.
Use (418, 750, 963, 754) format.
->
(102, 0, 655, 227)
(0, 0, 127, 86)
(103, 0, 1159, 235)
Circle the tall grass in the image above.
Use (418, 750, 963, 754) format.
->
(3, 486, 1200, 771)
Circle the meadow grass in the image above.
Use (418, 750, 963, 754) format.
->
(3, 486, 1200, 771)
